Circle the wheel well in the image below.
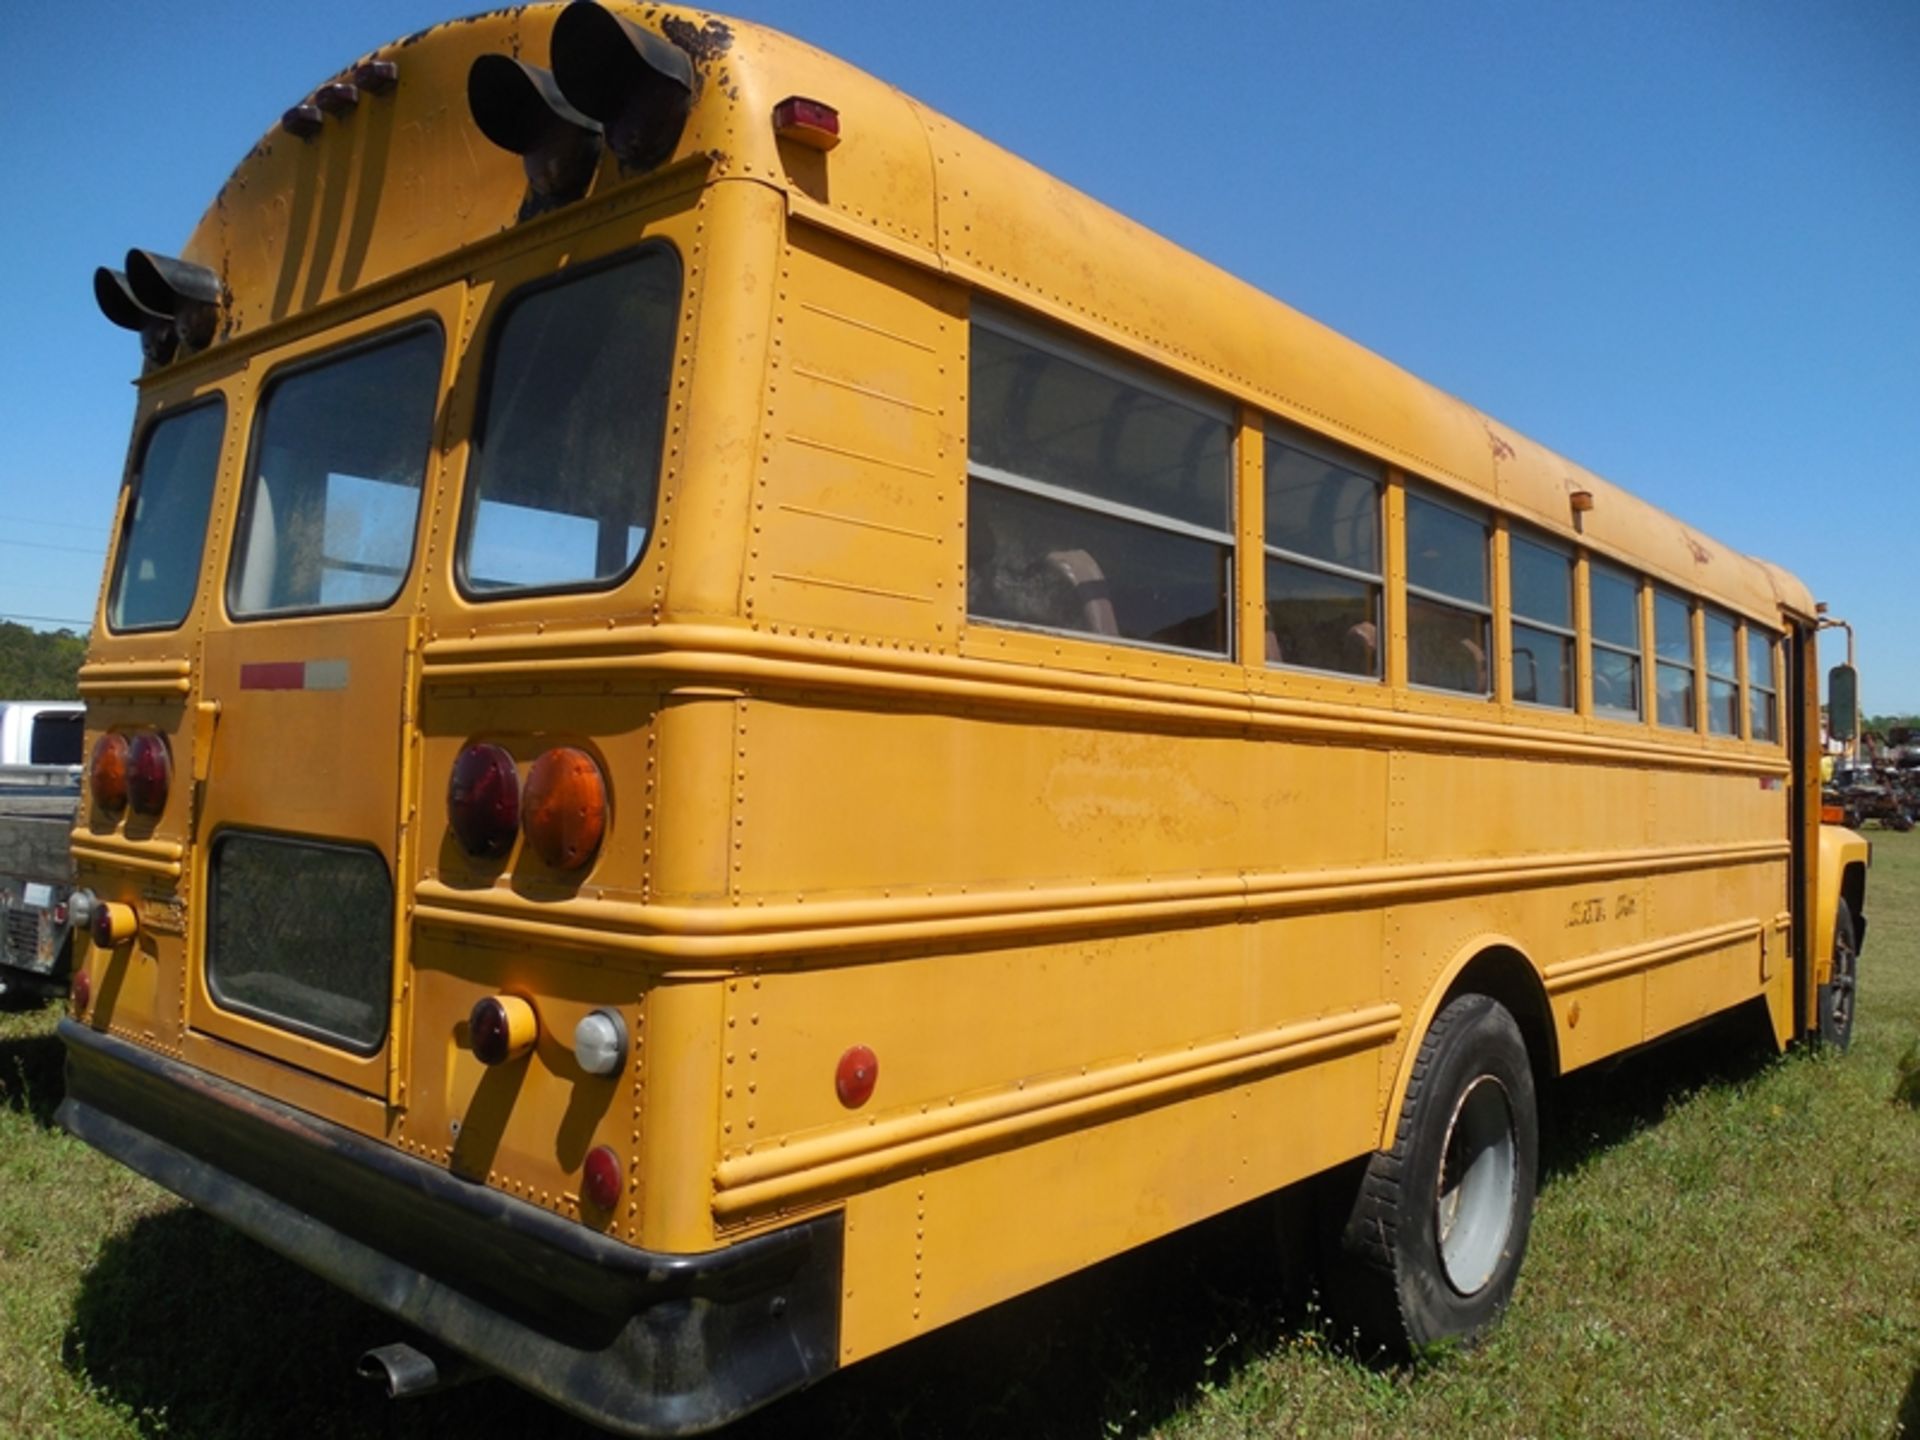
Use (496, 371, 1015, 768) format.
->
(1841, 861, 1868, 950)
(1443, 946, 1558, 1098)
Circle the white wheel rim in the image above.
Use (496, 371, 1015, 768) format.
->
(1435, 1075, 1517, 1295)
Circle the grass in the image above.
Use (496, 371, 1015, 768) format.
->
(3, 839, 1917, 1438)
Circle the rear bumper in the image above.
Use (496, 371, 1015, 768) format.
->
(56, 1020, 841, 1435)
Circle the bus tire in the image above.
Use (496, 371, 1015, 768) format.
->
(1332, 993, 1537, 1355)
(1817, 898, 1858, 1051)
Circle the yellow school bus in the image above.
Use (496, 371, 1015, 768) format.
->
(63, 4, 1869, 1431)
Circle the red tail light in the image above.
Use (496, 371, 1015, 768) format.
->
(522, 747, 607, 871)
(582, 1145, 623, 1210)
(449, 743, 519, 858)
(470, 994, 537, 1065)
(92, 901, 138, 948)
(91, 733, 130, 813)
(127, 732, 170, 816)
(72, 967, 92, 1014)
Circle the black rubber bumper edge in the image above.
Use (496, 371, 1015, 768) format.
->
(56, 1019, 842, 1436)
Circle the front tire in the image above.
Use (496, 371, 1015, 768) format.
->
(1331, 994, 1538, 1354)
(1817, 898, 1858, 1050)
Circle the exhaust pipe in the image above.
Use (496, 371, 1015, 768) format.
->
(356, 1342, 483, 1400)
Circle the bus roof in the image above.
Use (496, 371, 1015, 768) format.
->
(173, 3, 1812, 626)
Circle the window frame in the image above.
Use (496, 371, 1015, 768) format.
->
(1587, 561, 1644, 722)
(1747, 624, 1780, 744)
(454, 240, 684, 604)
(1507, 527, 1575, 712)
(1652, 586, 1698, 732)
(106, 394, 228, 636)
(966, 306, 1237, 659)
(225, 318, 446, 624)
(1703, 608, 1740, 737)
(1260, 422, 1384, 681)
(1404, 487, 1493, 699)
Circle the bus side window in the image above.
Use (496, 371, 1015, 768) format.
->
(1589, 563, 1642, 718)
(966, 312, 1234, 656)
(1510, 532, 1574, 709)
(1747, 627, 1779, 742)
(1653, 588, 1696, 729)
(1263, 428, 1382, 679)
(1405, 492, 1491, 696)
(1704, 610, 1739, 735)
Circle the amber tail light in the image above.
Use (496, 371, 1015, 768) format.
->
(522, 747, 607, 871)
(91, 733, 130, 813)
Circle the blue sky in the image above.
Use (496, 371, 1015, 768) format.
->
(4, 1, 1915, 708)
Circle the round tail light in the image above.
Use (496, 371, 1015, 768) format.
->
(448, 742, 519, 858)
(91, 733, 130, 813)
(582, 1145, 623, 1210)
(522, 747, 607, 871)
(91, 901, 139, 948)
(470, 994, 537, 1065)
(127, 732, 171, 816)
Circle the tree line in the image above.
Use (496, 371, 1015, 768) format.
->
(0, 622, 85, 700)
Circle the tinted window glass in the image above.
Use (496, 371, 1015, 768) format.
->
(109, 400, 225, 631)
(1748, 629, 1778, 743)
(971, 324, 1230, 532)
(1590, 565, 1640, 650)
(1705, 612, 1739, 735)
(1653, 589, 1695, 729)
(1265, 437, 1378, 573)
(231, 328, 441, 616)
(1511, 536, 1572, 629)
(208, 832, 392, 1054)
(1263, 429, 1381, 678)
(1406, 495, 1489, 695)
(461, 248, 680, 594)
(968, 317, 1233, 656)
(1406, 497, 1488, 607)
(1654, 590, 1693, 664)
(28, 712, 83, 766)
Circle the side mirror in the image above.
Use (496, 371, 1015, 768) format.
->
(1827, 663, 1859, 741)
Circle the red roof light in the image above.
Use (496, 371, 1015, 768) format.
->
(773, 96, 840, 151)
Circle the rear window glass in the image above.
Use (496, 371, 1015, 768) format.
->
(109, 399, 225, 632)
(207, 832, 392, 1054)
(229, 326, 443, 617)
(459, 247, 681, 596)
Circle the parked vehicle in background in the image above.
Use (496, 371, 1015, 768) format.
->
(0, 701, 83, 999)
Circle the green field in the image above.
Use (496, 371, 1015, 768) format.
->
(4, 839, 1916, 1439)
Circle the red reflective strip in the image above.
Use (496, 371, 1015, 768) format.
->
(239, 662, 307, 690)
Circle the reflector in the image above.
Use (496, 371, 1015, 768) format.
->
(582, 1145, 623, 1210)
(836, 1045, 879, 1108)
(551, 1, 693, 171)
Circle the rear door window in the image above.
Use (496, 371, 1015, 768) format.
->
(108, 399, 225, 632)
(457, 246, 682, 596)
(229, 326, 443, 617)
